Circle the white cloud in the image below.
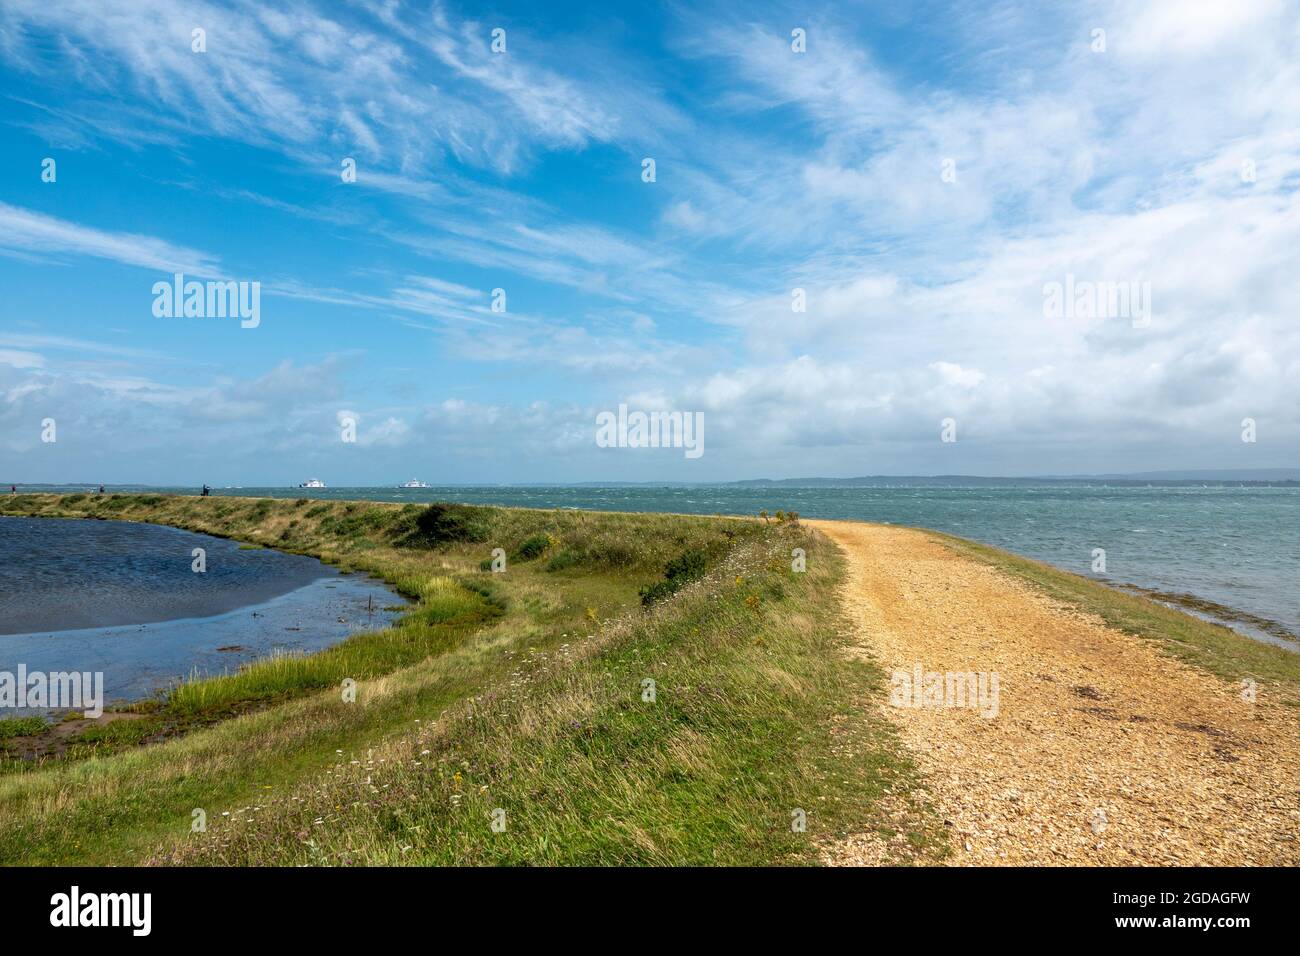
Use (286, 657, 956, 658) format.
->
(0, 0, 646, 175)
(0, 349, 45, 369)
(0, 203, 221, 275)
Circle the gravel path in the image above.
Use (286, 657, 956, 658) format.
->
(810, 520, 1300, 866)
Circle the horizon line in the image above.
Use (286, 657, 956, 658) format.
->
(6, 469, 1299, 489)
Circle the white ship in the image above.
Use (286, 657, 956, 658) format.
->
(298, 478, 326, 488)
(399, 479, 430, 488)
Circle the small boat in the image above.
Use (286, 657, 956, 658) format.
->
(299, 478, 326, 488)
(399, 479, 430, 488)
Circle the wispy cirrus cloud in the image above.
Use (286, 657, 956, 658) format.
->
(0, 0, 641, 175)
(0, 202, 221, 274)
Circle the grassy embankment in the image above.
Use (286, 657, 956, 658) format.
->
(930, 530, 1300, 708)
(0, 493, 942, 865)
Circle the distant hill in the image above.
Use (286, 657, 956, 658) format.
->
(1048, 468, 1300, 481)
(726, 469, 1300, 487)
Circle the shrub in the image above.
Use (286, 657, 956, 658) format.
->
(410, 503, 490, 545)
(640, 548, 710, 607)
(638, 580, 677, 606)
(546, 550, 578, 572)
(516, 534, 550, 561)
(320, 509, 390, 539)
(585, 540, 638, 568)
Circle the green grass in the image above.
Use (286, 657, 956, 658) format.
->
(0, 717, 48, 740)
(930, 530, 1300, 706)
(0, 494, 938, 865)
(152, 521, 941, 866)
(61, 716, 166, 761)
(164, 578, 496, 717)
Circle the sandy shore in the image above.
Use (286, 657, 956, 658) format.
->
(810, 520, 1300, 866)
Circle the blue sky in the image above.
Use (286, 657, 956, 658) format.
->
(1, 0, 1298, 484)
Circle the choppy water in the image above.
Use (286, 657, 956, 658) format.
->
(0, 516, 405, 709)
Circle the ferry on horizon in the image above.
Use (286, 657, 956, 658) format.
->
(399, 479, 430, 488)
(298, 478, 326, 489)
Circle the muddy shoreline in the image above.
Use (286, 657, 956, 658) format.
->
(2, 574, 407, 715)
(1114, 583, 1299, 649)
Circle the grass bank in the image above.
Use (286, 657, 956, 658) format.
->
(0, 493, 940, 865)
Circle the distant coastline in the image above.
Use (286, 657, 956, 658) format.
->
(5, 467, 1300, 491)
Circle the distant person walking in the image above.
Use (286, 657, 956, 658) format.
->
(201, 484, 211, 497)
